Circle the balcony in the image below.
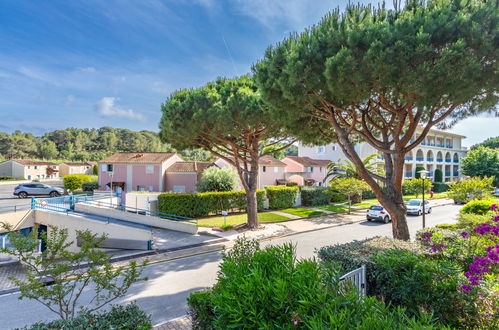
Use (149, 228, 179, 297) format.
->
(427, 157, 433, 162)
(453, 172, 459, 177)
(405, 156, 413, 161)
(453, 159, 459, 163)
(437, 144, 444, 148)
(437, 158, 443, 162)
(446, 145, 454, 149)
(405, 171, 412, 178)
(428, 173, 433, 177)
(445, 159, 451, 163)
(445, 172, 451, 176)
(416, 157, 424, 162)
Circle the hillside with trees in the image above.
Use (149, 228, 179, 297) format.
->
(0, 127, 213, 162)
(471, 136, 499, 150)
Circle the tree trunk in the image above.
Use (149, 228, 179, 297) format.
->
(380, 182, 410, 240)
(246, 188, 258, 229)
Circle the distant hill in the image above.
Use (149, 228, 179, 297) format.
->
(471, 136, 499, 150)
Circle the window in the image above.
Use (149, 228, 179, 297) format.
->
(332, 145, 337, 151)
(27, 166, 30, 169)
(146, 165, 154, 174)
(262, 166, 266, 172)
(149, 185, 154, 192)
(106, 164, 113, 172)
(317, 146, 325, 154)
(307, 167, 313, 173)
(273, 167, 278, 173)
(27, 175, 31, 180)
(137, 185, 146, 191)
(34, 166, 38, 170)
(173, 185, 185, 193)
(101, 164, 107, 172)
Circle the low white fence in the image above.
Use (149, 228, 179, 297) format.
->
(339, 264, 366, 297)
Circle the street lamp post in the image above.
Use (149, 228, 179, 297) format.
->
(418, 169, 429, 229)
(108, 171, 114, 207)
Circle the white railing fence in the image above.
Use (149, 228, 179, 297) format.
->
(339, 264, 366, 297)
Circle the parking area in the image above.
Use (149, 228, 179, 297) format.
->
(0, 180, 64, 210)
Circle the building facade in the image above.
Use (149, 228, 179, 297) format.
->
(281, 156, 331, 186)
(165, 161, 216, 193)
(298, 127, 467, 182)
(59, 161, 97, 176)
(0, 160, 59, 180)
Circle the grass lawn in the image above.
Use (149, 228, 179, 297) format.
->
(352, 201, 376, 208)
(196, 212, 291, 227)
(279, 208, 325, 217)
(315, 204, 349, 213)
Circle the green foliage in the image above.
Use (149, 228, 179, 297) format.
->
(63, 174, 91, 191)
(24, 303, 152, 330)
(414, 166, 426, 179)
(461, 146, 499, 186)
(434, 168, 444, 183)
(460, 199, 496, 215)
(285, 181, 298, 187)
(197, 166, 238, 192)
(402, 179, 434, 198)
(432, 182, 449, 193)
(324, 154, 383, 181)
(188, 238, 436, 329)
(329, 178, 370, 213)
(158, 190, 265, 218)
(0, 225, 146, 320)
(187, 291, 215, 330)
(435, 223, 460, 230)
(0, 176, 24, 181)
(265, 186, 298, 209)
(447, 176, 494, 203)
(472, 136, 499, 150)
(300, 186, 331, 206)
(92, 164, 98, 176)
(82, 181, 99, 192)
(457, 213, 491, 231)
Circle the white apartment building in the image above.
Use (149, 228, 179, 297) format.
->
(298, 127, 467, 182)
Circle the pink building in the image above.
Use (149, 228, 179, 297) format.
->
(165, 161, 216, 193)
(281, 156, 331, 186)
(214, 155, 287, 189)
(98, 153, 182, 193)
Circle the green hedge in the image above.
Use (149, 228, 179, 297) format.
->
(432, 182, 449, 193)
(25, 303, 152, 329)
(266, 186, 298, 209)
(158, 190, 265, 218)
(63, 174, 91, 191)
(0, 176, 24, 181)
(301, 186, 331, 206)
(460, 199, 495, 215)
(82, 181, 99, 191)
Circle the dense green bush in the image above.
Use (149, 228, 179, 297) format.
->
(63, 174, 91, 191)
(432, 182, 449, 193)
(25, 303, 152, 329)
(0, 176, 24, 181)
(285, 181, 298, 187)
(318, 238, 478, 327)
(158, 190, 265, 217)
(414, 166, 426, 179)
(266, 186, 298, 209)
(434, 168, 443, 182)
(82, 181, 99, 192)
(188, 238, 436, 329)
(92, 165, 98, 176)
(402, 179, 433, 198)
(447, 176, 494, 203)
(457, 212, 491, 230)
(300, 186, 331, 206)
(197, 166, 238, 192)
(460, 199, 495, 215)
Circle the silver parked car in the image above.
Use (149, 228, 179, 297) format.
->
(366, 205, 391, 223)
(13, 183, 65, 198)
(405, 199, 431, 216)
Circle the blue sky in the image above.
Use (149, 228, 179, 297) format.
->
(0, 0, 496, 146)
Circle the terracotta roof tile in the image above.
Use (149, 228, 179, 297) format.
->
(11, 159, 57, 166)
(258, 155, 287, 167)
(166, 161, 215, 173)
(63, 161, 96, 167)
(98, 152, 177, 164)
(283, 156, 331, 166)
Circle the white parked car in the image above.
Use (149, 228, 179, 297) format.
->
(366, 205, 391, 223)
(405, 199, 431, 216)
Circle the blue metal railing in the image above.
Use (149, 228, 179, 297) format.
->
(80, 200, 197, 224)
(405, 171, 412, 177)
(416, 157, 424, 162)
(445, 159, 451, 163)
(445, 172, 451, 176)
(437, 158, 443, 162)
(405, 156, 413, 161)
(453, 172, 459, 177)
(427, 157, 433, 162)
(453, 159, 459, 163)
(31, 193, 118, 213)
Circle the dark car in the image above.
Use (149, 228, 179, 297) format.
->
(13, 183, 65, 198)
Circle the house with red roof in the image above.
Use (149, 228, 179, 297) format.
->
(0, 159, 60, 180)
(281, 156, 331, 186)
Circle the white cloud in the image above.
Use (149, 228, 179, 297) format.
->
(64, 95, 75, 107)
(95, 97, 144, 121)
(78, 66, 96, 73)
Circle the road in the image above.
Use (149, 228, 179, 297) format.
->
(0, 203, 461, 328)
(0, 180, 64, 211)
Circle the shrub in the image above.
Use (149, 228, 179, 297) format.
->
(157, 190, 265, 217)
(414, 166, 426, 179)
(187, 291, 215, 330)
(447, 176, 494, 203)
(457, 212, 491, 230)
(460, 199, 496, 215)
(92, 164, 98, 176)
(63, 174, 91, 191)
(300, 186, 331, 206)
(0, 176, 24, 181)
(329, 178, 370, 213)
(402, 178, 433, 198)
(434, 168, 443, 182)
(285, 181, 298, 187)
(266, 186, 298, 209)
(25, 303, 152, 330)
(435, 223, 460, 230)
(188, 238, 436, 329)
(432, 182, 449, 193)
(197, 166, 238, 192)
(82, 181, 99, 192)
